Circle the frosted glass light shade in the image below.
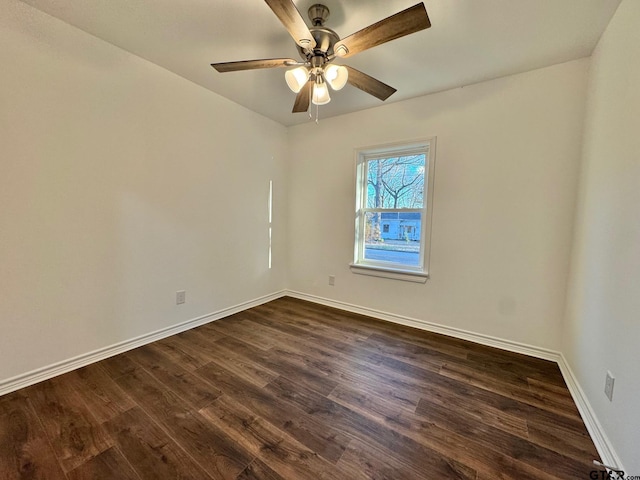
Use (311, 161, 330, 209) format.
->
(312, 81, 331, 105)
(285, 67, 309, 93)
(325, 65, 348, 91)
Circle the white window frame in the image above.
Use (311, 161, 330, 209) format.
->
(350, 138, 436, 283)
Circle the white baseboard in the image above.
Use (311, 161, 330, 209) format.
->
(557, 354, 625, 472)
(0, 290, 286, 397)
(284, 290, 624, 471)
(285, 290, 560, 361)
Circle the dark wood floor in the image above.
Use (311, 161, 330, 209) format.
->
(0, 297, 601, 479)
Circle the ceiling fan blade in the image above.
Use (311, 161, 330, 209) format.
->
(345, 66, 397, 101)
(292, 80, 313, 113)
(264, 0, 317, 50)
(334, 3, 431, 58)
(211, 58, 299, 73)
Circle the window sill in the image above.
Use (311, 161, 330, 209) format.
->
(349, 263, 429, 283)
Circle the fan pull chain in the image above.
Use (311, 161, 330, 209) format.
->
(315, 102, 319, 124)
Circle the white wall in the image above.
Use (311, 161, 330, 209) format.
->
(287, 59, 589, 351)
(563, 0, 640, 472)
(0, 0, 288, 383)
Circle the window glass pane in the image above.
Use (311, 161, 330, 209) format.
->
(366, 154, 426, 209)
(363, 212, 421, 267)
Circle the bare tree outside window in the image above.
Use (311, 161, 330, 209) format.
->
(367, 155, 425, 209)
(366, 155, 425, 253)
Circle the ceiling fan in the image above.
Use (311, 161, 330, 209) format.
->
(211, 0, 431, 114)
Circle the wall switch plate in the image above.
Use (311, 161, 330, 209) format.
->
(329, 275, 335, 286)
(176, 290, 186, 305)
(604, 371, 615, 401)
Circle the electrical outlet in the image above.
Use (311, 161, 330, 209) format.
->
(176, 290, 186, 305)
(329, 275, 335, 286)
(604, 371, 615, 401)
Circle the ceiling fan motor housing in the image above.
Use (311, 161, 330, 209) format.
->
(296, 27, 340, 59)
(295, 4, 339, 61)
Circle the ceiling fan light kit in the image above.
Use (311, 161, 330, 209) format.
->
(211, 0, 431, 116)
(312, 78, 331, 105)
(285, 66, 309, 93)
(325, 64, 348, 91)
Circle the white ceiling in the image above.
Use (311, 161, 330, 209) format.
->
(20, 0, 621, 126)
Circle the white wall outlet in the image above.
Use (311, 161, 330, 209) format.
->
(329, 275, 335, 286)
(604, 371, 615, 401)
(176, 290, 186, 305)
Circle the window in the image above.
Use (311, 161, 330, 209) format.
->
(351, 139, 436, 282)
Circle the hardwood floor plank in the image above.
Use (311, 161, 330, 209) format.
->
(194, 341, 280, 389)
(264, 297, 471, 357)
(0, 391, 67, 480)
(182, 324, 229, 345)
(467, 349, 564, 378)
(364, 331, 468, 367)
(238, 313, 429, 404)
(523, 400, 593, 436)
(264, 340, 422, 410)
(63, 364, 136, 424)
(240, 316, 385, 373)
(113, 367, 252, 480)
(329, 382, 566, 480)
(152, 336, 211, 371)
(248, 304, 371, 345)
(364, 327, 472, 360)
(200, 395, 355, 480)
(460, 352, 573, 396)
(265, 376, 476, 479)
(202, 315, 278, 350)
(100, 353, 140, 379)
(103, 406, 213, 480)
(361, 352, 529, 436)
(526, 377, 576, 403)
(213, 336, 338, 396)
(439, 361, 582, 419)
(527, 420, 600, 464)
(239, 318, 422, 410)
(66, 447, 140, 480)
(172, 327, 229, 360)
(239, 308, 377, 360)
(195, 360, 351, 464)
(364, 350, 589, 438)
(235, 458, 286, 480)
(415, 396, 594, 478)
(127, 344, 222, 410)
(337, 438, 432, 480)
(25, 378, 114, 473)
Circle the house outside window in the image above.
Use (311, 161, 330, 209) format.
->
(351, 138, 436, 283)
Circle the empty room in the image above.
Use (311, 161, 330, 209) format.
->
(1, 0, 638, 478)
